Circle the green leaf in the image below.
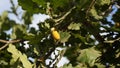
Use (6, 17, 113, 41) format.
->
(24, 33, 42, 45)
(44, 22, 50, 29)
(10, 58, 20, 68)
(96, 0, 111, 5)
(72, 33, 86, 43)
(11, 24, 27, 39)
(51, 0, 69, 9)
(68, 23, 81, 30)
(34, 47, 39, 55)
(32, 0, 47, 8)
(22, 12, 33, 25)
(102, 26, 120, 33)
(77, 0, 91, 10)
(112, 10, 120, 22)
(0, 60, 8, 65)
(60, 64, 73, 68)
(24, 33, 35, 40)
(1, 21, 11, 31)
(20, 54, 32, 68)
(1, 11, 8, 21)
(0, 11, 14, 31)
(59, 31, 71, 43)
(7, 44, 21, 62)
(18, 0, 45, 14)
(90, 7, 103, 20)
(95, 63, 105, 68)
(74, 64, 87, 68)
(7, 44, 32, 68)
(77, 47, 101, 67)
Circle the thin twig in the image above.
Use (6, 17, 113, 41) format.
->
(46, 2, 52, 18)
(0, 39, 21, 43)
(9, 39, 21, 43)
(10, 0, 22, 21)
(0, 39, 21, 51)
(83, 21, 104, 44)
(44, 47, 56, 60)
(0, 43, 9, 51)
(36, 47, 56, 68)
(104, 37, 120, 43)
(53, 48, 66, 67)
(86, 0, 96, 17)
(46, 2, 76, 25)
(0, 39, 8, 43)
(54, 6, 76, 24)
(47, 48, 66, 68)
(48, 52, 59, 67)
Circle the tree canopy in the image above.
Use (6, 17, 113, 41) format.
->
(0, 0, 120, 68)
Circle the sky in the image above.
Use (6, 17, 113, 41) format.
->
(0, 0, 11, 15)
(0, 0, 49, 30)
(0, 0, 69, 67)
(106, 3, 118, 24)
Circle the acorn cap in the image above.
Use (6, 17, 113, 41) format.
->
(51, 27, 55, 31)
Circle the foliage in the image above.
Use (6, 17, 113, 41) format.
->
(7, 44, 32, 68)
(0, 0, 120, 68)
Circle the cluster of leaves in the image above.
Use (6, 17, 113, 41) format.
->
(0, 0, 120, 68)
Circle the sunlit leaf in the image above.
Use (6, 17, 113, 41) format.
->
(20, 54, 32, 68)
(68, 23, 81, 30)
(60, 64, 73, 68)
(95, 63, 106, 68)
(44, 22, 50, 29)
(1, 11, 8, 21)
(96, 0, 111, 5)
(90, 7, 103, 20)
(7, 44, 21, 62)
(74, 64, 87, 68)
(24, 33, 35, 40)
(0, 60, 8, 65)
(77, 47, 101, 67)
(7, 44, 32, 68)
